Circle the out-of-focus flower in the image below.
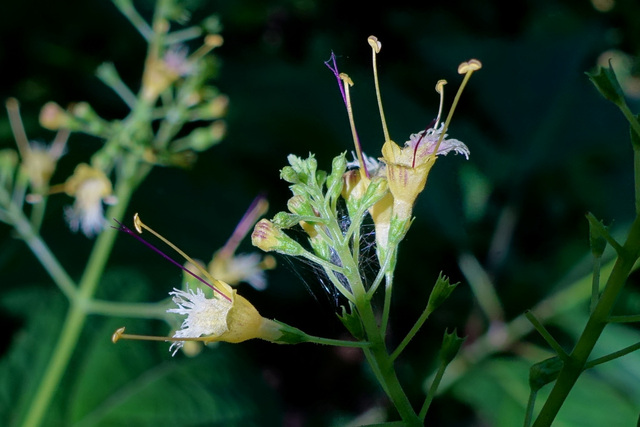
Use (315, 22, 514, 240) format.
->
(62, 163, 116, 237)
(111, 216, 299, 356)
(6, 98, 68, 195)
(208, 195, 275, 290)
(141, 35, 223, 102)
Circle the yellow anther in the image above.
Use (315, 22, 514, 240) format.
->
(205, 34, 224, 48)
(458, 59, 483, 74)
(367, 35, 381, 53)
(339, 73, 354, 87)
(133, 212, 143, 233)
(112, 327, 126, 343)
(432, 59, 482, 155)
(369, 35, 390, 143)
(434, 80, 447, 128)
(130, 213, 234, 301)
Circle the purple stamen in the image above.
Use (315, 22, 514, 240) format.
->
(324, 51, 348, 109)
(324, 51, 369, 178)
(112, 219, 231, 301)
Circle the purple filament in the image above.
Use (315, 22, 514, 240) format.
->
(112, 219, 231, 302)
(324, 51, 369, 178)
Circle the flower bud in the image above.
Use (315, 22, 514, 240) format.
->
(529, 356, 563, 392)
(182, 121, 226, 152)
(252, 219, 305, 256)
(39, 102, 72, 130)
(426, 273, 458, 316)
(440, 329, 465, 364)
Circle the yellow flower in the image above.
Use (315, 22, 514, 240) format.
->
(381, 124, 469, 220)
(167, 285, 282, 355)
(63, 163, 116, 237)
(327, 37, 480, 251)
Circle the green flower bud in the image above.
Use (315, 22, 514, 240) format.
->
(529, 356, 563, 392)
(287, 195, 315, 217)
(586, 62, 625, 107)
(271, 211, 302, 229)
(181, 121, 226, 152)
(426, 272, 459, 316)
(336, 304, 365, 340)
(280, 165, 299, 184)
(326, 152, 347, 201)
(252, 219, 304, 256)
(440, 329, 465, 365)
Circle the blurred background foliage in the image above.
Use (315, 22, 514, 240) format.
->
(2, 0, 640, 425)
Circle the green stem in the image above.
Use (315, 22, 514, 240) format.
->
(303, 334, 371, 348)
(608, 314, 640, 323)
(635, 150, 640, 216)
(418, 358, 447, 421)
(19, 153, 142, 427)
(390, 296, 431, 362)
(590, 256, 601, 313)
(8, 202, 77, 300)
(86, 299, 169, 320)
(532, 215, 640, 427)
(523, 390, 538, 427)
(583, 340, 640, 370)
(525, 310, 568, 361)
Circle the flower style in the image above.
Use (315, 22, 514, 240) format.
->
(208, 195, 275, 290)
(63, 163, 116, 237)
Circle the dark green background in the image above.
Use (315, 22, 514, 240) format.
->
(2, 0, 640, 425)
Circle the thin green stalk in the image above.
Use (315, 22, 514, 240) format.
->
(419, 358, 447, 421)
(86, 299, 170, 320)
(532, 215, 640, 427)
(590, 256, 601, 313)
(343, 256, 421, 425)
(303, 334, 371, 348)
(525, 311, 568, 361)
(391, 298, 432, 362)
(20, 153, 142, 427)
(9, 202, 77, 301)
(608, 314, 640, 323)
(583, 340, 640, 370)
(635, 150, 640, 216)
(523, 390, 537, 427)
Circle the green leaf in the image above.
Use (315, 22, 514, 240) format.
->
(68, 317, 281, 426)
(0, 287, 67, 427)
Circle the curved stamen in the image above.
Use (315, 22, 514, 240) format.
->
(113, 216, 232, 302)
(368, 36, 391, 144)
(340, 73, 369, 179)
(431, 59, 482, 156)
